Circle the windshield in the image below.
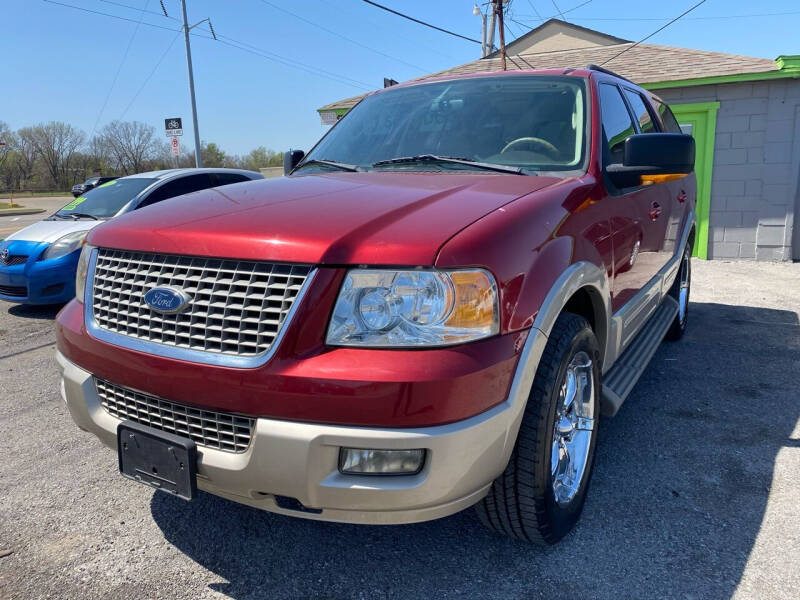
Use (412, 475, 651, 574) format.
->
(303, 75, 587, 174)
(55, 178, 155, 219)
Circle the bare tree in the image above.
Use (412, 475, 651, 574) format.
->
(0, 121, 12, 172)
(13, 127, 40, 189)
(97, 121, 160, 175)
(27, 121, 86, 188)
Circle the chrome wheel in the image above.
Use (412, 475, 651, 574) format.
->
(550, 351, 596, 506)
(678, 250, 690, 324)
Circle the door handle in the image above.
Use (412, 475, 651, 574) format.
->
(649, 201, 662, 221)
(677, 190, 687, 203)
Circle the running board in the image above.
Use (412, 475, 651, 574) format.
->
(600, 295, 679, 417)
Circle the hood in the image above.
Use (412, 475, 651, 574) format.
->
(88, 172, 565, 265)
(5, 219, 101, 244)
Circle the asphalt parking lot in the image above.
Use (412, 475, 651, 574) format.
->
(0, 196, 70, 238)
(0, 254, 798, 599)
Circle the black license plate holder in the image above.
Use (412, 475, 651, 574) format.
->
(117, 421, 197, 501)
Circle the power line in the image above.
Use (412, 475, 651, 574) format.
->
(550, 0, 566, 21)
(526, 1, 543, 21)
(44, 0, 373, 92)
(317, 0, 461, 62)
(545, 10, 800, 22)
(100, 0, 179, 21)
(211, 35, 373, 90)
(257, 0, 427, 73)
(118, 31, 182, 120)
(90, 0, 151, 139)
(512, 0, 593, 26)
(361, 0, 482, 45)
(43, 0, 179, 32)
(600, 0, 708, 66)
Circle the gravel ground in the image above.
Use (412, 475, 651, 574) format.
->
(0, 260, 798, 600)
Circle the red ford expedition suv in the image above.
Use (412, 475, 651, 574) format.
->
(56, 66, 696, 544)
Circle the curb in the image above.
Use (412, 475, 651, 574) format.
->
(0, 208, 46, 217)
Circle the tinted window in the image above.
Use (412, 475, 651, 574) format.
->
(652, 98, 682, 133)
(55, 178, 155, 219)
(304, 75, 587, 173)
(138, 174, 215, 208)
(623, 89, 657, 133)
(598, 84, 635, 164)
(214, 173, 250, 186)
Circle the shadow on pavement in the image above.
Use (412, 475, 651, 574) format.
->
(150, 301, 800, 599)
(6, 302, 65, 320)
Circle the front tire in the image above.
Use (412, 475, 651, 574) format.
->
(665, 241, 692, 341)
(476, 313, 601, 544)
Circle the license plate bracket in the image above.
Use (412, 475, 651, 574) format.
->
(117, 421, 197, 501)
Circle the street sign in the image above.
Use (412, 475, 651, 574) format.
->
(165, 117, 183, 137)
(171, 136, 180, 156)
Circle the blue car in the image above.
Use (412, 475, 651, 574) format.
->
(0, 168, 263, 305)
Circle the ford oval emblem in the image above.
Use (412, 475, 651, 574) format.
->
(144, 286, 191, 314)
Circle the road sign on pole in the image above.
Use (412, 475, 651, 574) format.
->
(165, 117, 183, 137)
(171, 136, 180, 156)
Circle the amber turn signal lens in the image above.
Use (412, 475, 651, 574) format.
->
(640, 173, 686, 185)
(444, 270, 497, 330)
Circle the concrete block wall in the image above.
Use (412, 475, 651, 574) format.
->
(657, 80, 800, 261)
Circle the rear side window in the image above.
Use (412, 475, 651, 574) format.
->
(651, 98, 682, 133)
(623, 89, 657, 133)
(138, 174, 216, 208)
(598, 83, 635, 164)
(214, 173, 250, 186)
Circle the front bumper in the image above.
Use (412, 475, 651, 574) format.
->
(0, 242, 79, 305)
(57, 348, 537, 524)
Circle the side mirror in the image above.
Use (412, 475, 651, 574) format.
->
(606, 133, 695, 188)
(283, 149, 305, 175)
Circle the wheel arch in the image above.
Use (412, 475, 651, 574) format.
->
(530, 261, 612, 371)
(562, 285, 608, 365)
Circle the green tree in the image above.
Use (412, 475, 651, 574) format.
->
(201, 142, 226, 167)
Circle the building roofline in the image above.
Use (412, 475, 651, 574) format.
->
(484, 18, 630, 59)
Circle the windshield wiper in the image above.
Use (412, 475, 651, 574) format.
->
(372, 154, 526, 175)
(65, 212, 99, 220)
(293, 158, 360, 173)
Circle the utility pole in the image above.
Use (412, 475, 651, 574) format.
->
(473, 5, 487, 57)
(493, 0, 507, 70)
(180, 0, 203, 168)
(487, 8, 497, 56)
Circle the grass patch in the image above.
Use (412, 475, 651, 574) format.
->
(0, 202, 26, 209)
(0, 191, 70, 198)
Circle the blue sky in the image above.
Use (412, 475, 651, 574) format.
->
(3, 0, 799, 156)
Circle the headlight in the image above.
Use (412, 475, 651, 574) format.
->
(42, 230, 88, 260)
(75, 244, 94, 304)
(326, 268, 498, 347)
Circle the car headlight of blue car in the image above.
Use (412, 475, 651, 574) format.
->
(41, 231, 88, 261)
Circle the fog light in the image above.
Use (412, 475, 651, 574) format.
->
(339, 448, 425, 475)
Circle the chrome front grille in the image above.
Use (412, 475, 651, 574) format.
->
(91, 248, 312, 358)
(95, 378, 255, 453)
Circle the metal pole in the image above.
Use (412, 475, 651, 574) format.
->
(481, 13, 487, 57)
(180, 0, 202, 168)
(487, 9, 496, 54)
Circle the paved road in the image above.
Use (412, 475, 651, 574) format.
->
(0, 196, 70, 238)
(0, 261, 798, 599)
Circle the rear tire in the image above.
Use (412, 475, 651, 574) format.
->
(476, 313, 600, 544)
(665, 241, 692, 341)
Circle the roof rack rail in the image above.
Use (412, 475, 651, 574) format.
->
(586, 64, 634, 84)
